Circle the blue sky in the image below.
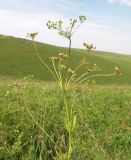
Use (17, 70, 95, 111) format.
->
(0, 0, 131, 54)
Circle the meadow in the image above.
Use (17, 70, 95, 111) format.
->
(0, 79, 131, 159)
(0, 32, 131, 159)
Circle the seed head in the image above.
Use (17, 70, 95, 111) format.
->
(49, 56, 58, 61)
(58, 53, 68, 61)
(115, 66, 121, 75)
(86, 67, 92, 74)
(93, 64, 98, 70)
(83, 42, 96, 52)
(27, 32, 38, 40)
(68, 68, 76, 76)
(59, 64, 66, 70)
(79, 15, 87, 23)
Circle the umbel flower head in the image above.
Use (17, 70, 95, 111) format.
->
(86, 67, 92, 74)
(49, 56, 58, 61)
(46, 16, 87, 56)
(83, 42, 96, 52)
(68, 68, 76, 76)
(58, 53, 68, 61)
(49, 53, 68, 62)
(27, 32, 38, 40)
(79, 15, 87, 23)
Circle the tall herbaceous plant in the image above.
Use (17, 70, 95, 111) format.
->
(27, 15, 121, 159)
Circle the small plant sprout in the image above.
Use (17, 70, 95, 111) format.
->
(46, 15, 87, 56)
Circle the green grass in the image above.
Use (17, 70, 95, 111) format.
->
(0, 35, 131, 85)
(0, 35, 131, 159)
(0, 80, 130, 159)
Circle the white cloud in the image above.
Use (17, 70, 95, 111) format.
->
(107, 0, 131, 7)
(107, 0, 115, 2)
(0, 9, 131, 54)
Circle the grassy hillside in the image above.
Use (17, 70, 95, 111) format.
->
(0, 35, 131, 85)
(0, 35, 131, 159)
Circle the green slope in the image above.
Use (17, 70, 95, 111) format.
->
(0, 35, 131, 85)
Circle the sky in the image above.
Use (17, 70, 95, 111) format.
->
(0, 0, 131, 54)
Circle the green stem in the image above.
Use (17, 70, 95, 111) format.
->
(63, 90, 72, 159)
(69, 39, 71, 56)
(75, 72, 87, 83)
(71, 22, 82, 36)
(22, 77, 61, 154)
(33, 40, 58, 83)
(77, 73, 115, 85)
(52, 61, 63, 89)
(66, 75, 74, 90)
(63, 91, 70, 126)
(58, 61, 64, 89)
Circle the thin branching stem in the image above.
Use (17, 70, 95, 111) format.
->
(71, 22, 82, 36)
(58, 61, 63, 87)
(66, 75, 74, 90)
(63, 92, 72, 159)
(69, 39, 72, 56)
(65, 73, 70, 88)
(75, 72, 87, 83)
(77, 73, 115, 85)
(68, 23, 74, 56)
(75, 63, 84, 71)
(52, 61, 62, 88)
(33, 40, 58, 83)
